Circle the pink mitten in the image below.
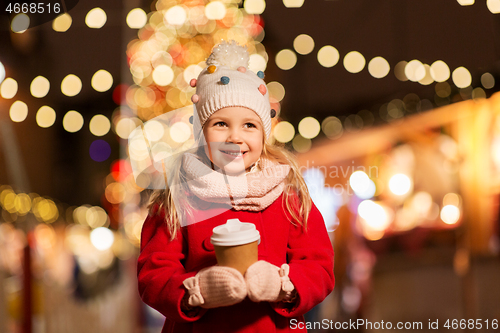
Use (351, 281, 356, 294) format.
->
(183, 266, 247, 309)
(245, 260, 295, 302)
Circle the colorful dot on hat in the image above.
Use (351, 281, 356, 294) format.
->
(191, 94, 199, 103)
(221, 76, 230, 84)
(189, 116, 193, 124)
(270, 109, 276, 118)
(258, 84, 267, 95)
(237, 66, 247, 73)
(208, 65, 217, 74)
(190, 79, 197, 87)
(257, 71, 265, 79)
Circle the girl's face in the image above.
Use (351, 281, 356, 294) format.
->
(202, 106, 264, 176)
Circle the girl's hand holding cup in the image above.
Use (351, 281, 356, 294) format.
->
(245, 261, 296, 303)
(182, 218, 260, 309)
(208, 218, 296, 304)
(183, 266, 247, 309)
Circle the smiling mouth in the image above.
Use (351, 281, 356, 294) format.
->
(220, 150, 247, 157)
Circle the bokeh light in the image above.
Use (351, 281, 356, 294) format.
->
(10, 101, 28, 122)
(275, 49, 297, 70)
(389, 174, 412, 195)
(1, 78, 18, 99)
(481, 73, 495, 89)
(430, 60, 450, 82)
(343, 51, 365, 73)
(487, 0, 500, 13)
(435, 82, 451, 98)
(14, 193, 31, 215)
(354, 179, 376, 199)
(128, 135, 149, 161)
(36, 106, 56, 128)
(152, 65, 174, 86)
(11, 13, 30, 33)
(344, 114, 364, 132)
(249, 53, 267, 72)
(110, 159, 132, 182)
(86, 206, 109, 229)
(244, 0, 265, 14)
(205, 1, 226, 19)
(91, 70, 113, 92)
(0, 61, 5, 84)
(165, 6, 186, 26)
(386, 99, 405, 119)
(292, 135, 311, 153)
(89, 115, 111, 136)
(86, 8, 107, 29)
(115, 117, 141, 139)
(170, 122, 191, 143)
(267, 81, 285, 102)
(105, 182, 126, 204)
(183, 64, 203, 85)
(126, 8, 147, 29)
(358, 200, 390, 231)
(53, 13, 72, 32)
(293, 34, 315, 55)
(322, 116, 343, 139)
(89, 140, 111, 162)
(405, 60, 425, 82)
(443, 193, 461, 207)
(317, 46, 339, 68)
(273, 121, 295, 143)
(440, 205, 460, 225)
(368, 56, 390, 78)
(349, 171, 370, 193)
(452, 67, 472, 88)
(472, 87, 486, 99)
(2, 189, 17, 213)
(143, 120, 164, 142)
(32, 197, 59, 223)
(61, 74, 82, 97)
(283, 0, 304, 7)
(298, 117, 320, 139)
(63, 110, 84, 133)
(30, 76, 50, 98)
(73, 205, 89, 225)
(418, 64, 434, 85)
(90, 227, 114, 251)
(394, 61, 408, 81)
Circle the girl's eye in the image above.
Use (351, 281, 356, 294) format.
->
(245, 123, 256, 128)
(214, 122, 227, 127)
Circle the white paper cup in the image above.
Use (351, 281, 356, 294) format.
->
(211, 219, 260, 275)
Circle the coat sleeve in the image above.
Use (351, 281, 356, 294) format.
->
(137, 205, 207, 322)
(271, 195, 335, 317)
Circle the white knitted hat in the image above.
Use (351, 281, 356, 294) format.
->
(190, 40, 275, 139)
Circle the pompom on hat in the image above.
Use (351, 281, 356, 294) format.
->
(191, 40, 274, 139)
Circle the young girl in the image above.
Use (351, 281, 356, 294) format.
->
(137, 40, 334, 333)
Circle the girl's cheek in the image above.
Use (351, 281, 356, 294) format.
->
(203, 145, 213, 163)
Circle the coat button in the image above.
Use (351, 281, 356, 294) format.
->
(202, 236, 214, 251)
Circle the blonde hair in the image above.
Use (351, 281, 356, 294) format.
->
(146, 133, 312, 241)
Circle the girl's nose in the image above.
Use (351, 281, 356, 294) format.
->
(226, 128, 243, 143)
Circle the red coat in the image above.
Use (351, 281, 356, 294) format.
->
(137, 193, 335, 333)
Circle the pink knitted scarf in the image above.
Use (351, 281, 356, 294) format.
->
(182, 152, 291, 211)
